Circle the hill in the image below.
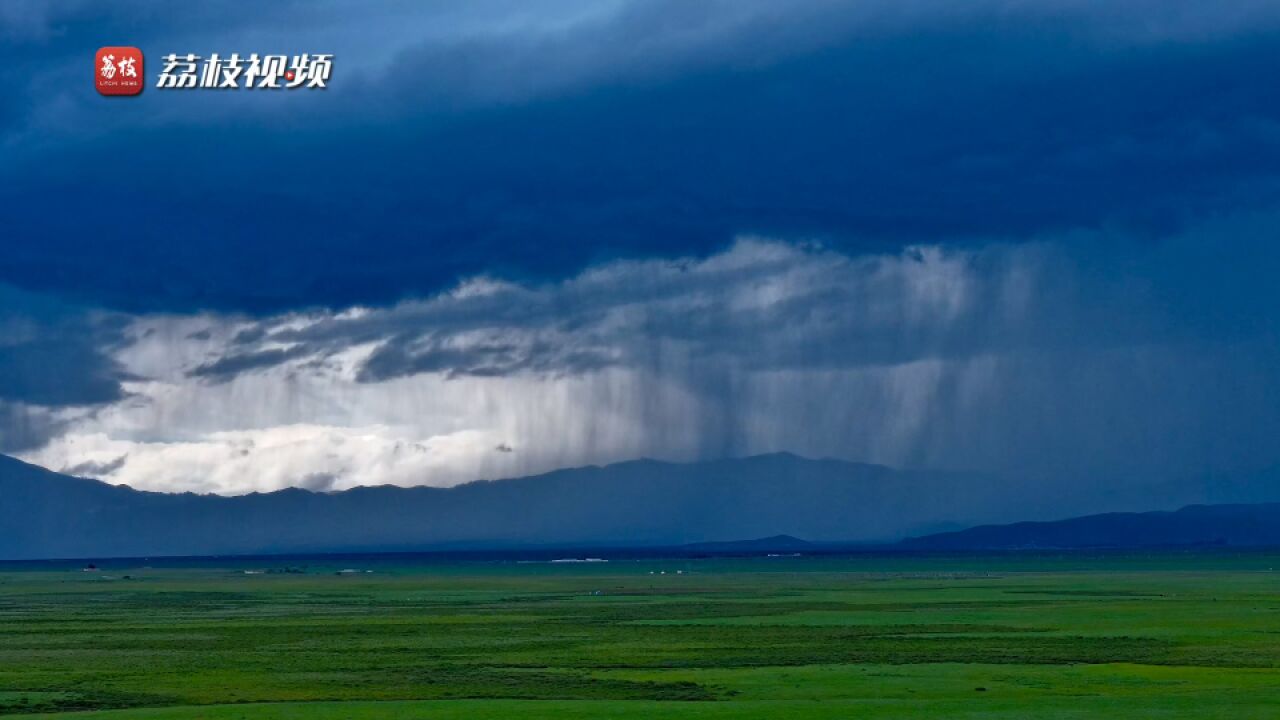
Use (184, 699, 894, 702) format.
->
(901, 503, 1280, 550)
(681, 534, 816, 553)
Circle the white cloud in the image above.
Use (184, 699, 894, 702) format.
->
(20, 239, 999, 492)
(29, 425, 499, 494)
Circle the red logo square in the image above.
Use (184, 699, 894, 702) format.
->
(96, 47, 144, 96)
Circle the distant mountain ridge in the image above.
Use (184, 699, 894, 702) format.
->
(901, 503, 1280, 550)
(5, 452, 1280, 561)
(0, 452, 1033, 560)
(681, 534, 815, 553)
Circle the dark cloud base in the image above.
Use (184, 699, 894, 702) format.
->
(4, 2, 1280, 313)
(2, 1, 1280, 497)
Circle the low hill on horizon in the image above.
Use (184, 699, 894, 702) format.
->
(901, 503, 1280, 550)
(681, 534, 816, 553)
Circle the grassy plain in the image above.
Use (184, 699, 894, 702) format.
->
(1, 552, 1278, 718)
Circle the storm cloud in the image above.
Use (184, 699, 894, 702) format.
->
(15, 227, 1280, 495)
(4, 1, 1280, 312)
(3, 2, 1280, 501)
(0, 285, 131, 452)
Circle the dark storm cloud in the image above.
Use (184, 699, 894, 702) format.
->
(356, 333, 615, 381)
(63, 454, 128, 478)
(0, 341, 125, 407)
(0, 285, 130, 407)
(296, 472, 339, 492)
(187, 215, 1280, 387)
(129, 225, 1280, 487)
(189, 346, 312, 383)
(4, 1, 1280, 496)
(3, 1, 1280, 313)
(0, 284, 131, 451)
(0, 401, 66, 454)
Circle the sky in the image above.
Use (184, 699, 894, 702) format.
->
(2, 0, 1280, 496)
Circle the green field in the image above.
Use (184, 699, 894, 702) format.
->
(1, 552, 1279, 718)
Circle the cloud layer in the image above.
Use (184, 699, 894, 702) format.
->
(12, 227, 1280, 495)
(3, 2, 1280, 503)
(5, 1, 1280, 312)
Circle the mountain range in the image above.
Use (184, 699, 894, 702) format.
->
(3, 452, 1279, 560)
(1, 452, 1000, 559)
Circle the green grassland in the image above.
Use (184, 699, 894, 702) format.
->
(1, 553, 1279, 718)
